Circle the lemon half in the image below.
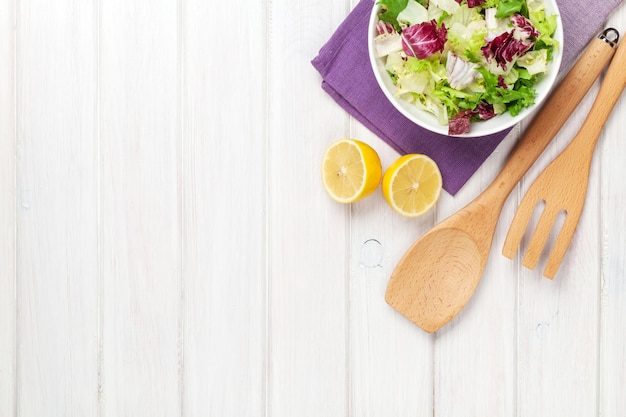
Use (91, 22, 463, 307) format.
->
(321, 139, 382, 203)
(382, 154, 442, 217)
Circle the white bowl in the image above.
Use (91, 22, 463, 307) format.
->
(368, 1, 563, 137)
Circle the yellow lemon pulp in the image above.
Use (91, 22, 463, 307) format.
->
(382, 154, 442, 217)
(322, 139, 382, 203)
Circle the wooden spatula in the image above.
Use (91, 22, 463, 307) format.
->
(502, 31, 626, 279)
(385, 30, 618, 333)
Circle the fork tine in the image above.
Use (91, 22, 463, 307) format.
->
(522, 206, 560, 270)
(543, 208, 583, 279)
(502, 195, 540, 259)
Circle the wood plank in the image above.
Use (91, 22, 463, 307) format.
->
(99, 1, 182, 415)
(348, 2, 435, 399)
(0, 0, 16, 414)
(433, 128, 519, 417)
(347, 0, 434, 409)
(181, 0, 266, 415)
(267, 0, 349, 415)
(349, 133, 435, 417)
(15, 0, 99, 415)
(600, 6, 626, 416)
(516, 81, 602, 417)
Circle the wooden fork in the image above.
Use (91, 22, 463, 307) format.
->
(503, 32, 626, 279)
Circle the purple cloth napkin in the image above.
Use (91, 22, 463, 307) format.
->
(312, 0, 622, 195)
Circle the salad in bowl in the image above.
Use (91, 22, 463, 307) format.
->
(369, 0, 562, 136)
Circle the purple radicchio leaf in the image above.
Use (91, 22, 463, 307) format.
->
(374, 20, 403, 57)
(481, 31, 534, 70)
(455, 0, 485, 6)
(448, 110, 473, 135)
(446, 52, 479, 89)
(448, 102, 495, 135)
(376, 20, 396, 36)
(466, 0, 486, 7)
(476, 102, 496, 120)
(510, 14, 540, 39)
(401, 20, 447, 59)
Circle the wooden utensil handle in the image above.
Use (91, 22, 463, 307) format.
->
(570, 37, 626, 152)
(488, 34, 617, 196)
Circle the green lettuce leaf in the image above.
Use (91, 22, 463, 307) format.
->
(377, 0, 409, 30)
(528, 0, 559, 50)
(495, 0, 525, 18)
(444, 5, 488, 61)
(516, 49, 548, 75)
(397, 0, 429, 26)
(433, 85, 482, 113)
(377, 0, 430, 30)
(405, 55, 447, 81)
(476, 67, 536, 116)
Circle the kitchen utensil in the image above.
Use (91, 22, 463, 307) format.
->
(502, 30, 624, 279)
(385, 29, 619, 333)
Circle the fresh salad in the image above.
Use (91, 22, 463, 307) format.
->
(373, 0, 559, 135)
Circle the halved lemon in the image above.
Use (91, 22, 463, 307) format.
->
(321, 139, 382, 203)
(382, 154, 442, 217)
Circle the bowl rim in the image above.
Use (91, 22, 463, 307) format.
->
(367, 0, 564, 138)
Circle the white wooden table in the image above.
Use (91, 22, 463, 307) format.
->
(1, 1, 625, 416)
